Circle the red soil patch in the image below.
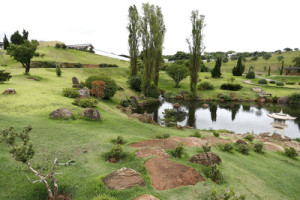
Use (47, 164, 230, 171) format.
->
(135, 147, 170, 158)
(263, 142, 285, 152)
(130, 138, 179, 149)
(170, 136, 208, 147)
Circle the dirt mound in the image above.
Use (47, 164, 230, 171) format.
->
(102, 168, 145, 190)
(135, 147, 170, 158)
(130, 138, 178, 149)
(190, 152, 222, 166)
(170, 136, 208, 147)
(145, 157, 204, 191)
(134, 194, 159, 200)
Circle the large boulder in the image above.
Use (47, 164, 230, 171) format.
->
(50, 108, 73, 119)
(102, 168, 145, 190)
(78, 87, 90, 98)
(134, 194, 159, 200)
(81, 108, 102, 120)
(72, 77, 79, 85)
(190, 152, 222, 166)
(236, 139, 248, 145)
(2, 88, 16, 94)
(277, 96, 289, 104)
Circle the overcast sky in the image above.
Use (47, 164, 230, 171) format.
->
(1, 0, 300, 55)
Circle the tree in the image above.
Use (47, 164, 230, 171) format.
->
(166, 64, 189, 88)
(277, 55, 284, 62)
(211, 57, 222, 77)
(262, 53, 272, 61)
(284, 47, 293, 52)
(187, 10, 205, 96)
(268, 66, 271, 76)
(232, 57, 245, 76)
(0, 70, 12, 83)
(292, 56, 300, 67)
(280, 60, 284, 75)
(7, 40, 39, 75)
(10, 31, 23, 45)
(3, 34, 9, 50)
(22, 29, 29, 40)
(56, 64, 62, 77)
(0, 126, 59, 199)
(128, 5, 140, 77)
(90, 80, 105, 100)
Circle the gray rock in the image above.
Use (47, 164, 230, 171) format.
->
(81, 108, 102, 120)
(78, 87, 90, 98)
(50, 108, 73, 118)
(190, 152, 222, 166)
(277, 96, 289, 104)
(2, 88, 16, 94)
(72, 77, 79, 85)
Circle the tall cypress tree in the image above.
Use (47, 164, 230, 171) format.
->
(128, 5, 139, 77)
(3, 34, 9, 50)
(22, 29, 29, 40)
(211, 57, 222, 77)
(232, 56, 245, 76)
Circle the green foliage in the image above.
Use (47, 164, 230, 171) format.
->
(268, 66, 271, 76)
(162, 108, 187, 127)
(173, 142, 184, 158)
(213, 131, 220, 138)
(63, 88, 80, 98)
(219, 143, 234, 152)
(93, 194, 117, 200)
(10, 30, 24, 45)
(156, 134, 170, 139)
(144, 84, 160, 98)
(127, 76, 142, 92)
(262, 53, 272, 61)
(220, 83, 242, 91)
(237, 143, 250, 155)
(258, 79, 268, 84)
(292, 56, 300, 67)
(204, 164, 223, 184)
(111, 136, 125, 145)
(85, 75, 117, 98)
(120, 99, 136, 108)
(253, 143, 264, 153)
(105, 145, 124, 161)
(31, 61, 56, 68)
(294, 138, 300, 142)
(198, 82, 214, 90)
(0, 70, 12, 83)
(163, 91, 176, 100)
(284, 147, 298, 159)
(208, 187, 246, 200)
(190, 131, 201, 138)
(211, 57, 222, 77)
(74, 63, 83, 68)
(128, 5, 139, 77)
(55, 43, 62, 48)
(269, 80, 276, 84)
(286, 82, 295, 85)
(219, 94, 231, 101)
(3, 34, 9, 50)
(61, 43, 67, 49)
(202, 143, 211, 152)
(99, 63, 118, 68)
(276, 82, 284, 86)
(166, 63, 189, 88)
(288, 93, 300, 104)
(244, 134, 254, 142)
(232, 57, 245, 76)
(73, 98, 98, 108)
(56, 64, 62, 77)
(246, 71, 255, 79)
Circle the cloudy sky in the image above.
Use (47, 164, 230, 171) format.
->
(1, 0, 300, 55)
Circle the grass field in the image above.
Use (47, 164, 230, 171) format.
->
(0, 48, 300, 200)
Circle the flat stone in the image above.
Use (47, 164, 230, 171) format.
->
(190, 152, 222, 166)
(135, 147, 170, 158)
(81, 108, 102, 120)
(50, 108, 73, 118)
(134, 195, 159, 200)
(103, 168, 145, 190)
(145, 157, 204, 191)
(2, 88, 16, 94)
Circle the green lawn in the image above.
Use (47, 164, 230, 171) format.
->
(0, 48, 300, 200)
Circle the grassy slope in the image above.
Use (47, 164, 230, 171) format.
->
(0, 48, 300, 200)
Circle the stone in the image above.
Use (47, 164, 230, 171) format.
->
(202, 104, 209, 108)
(175, 95, 183, 100)
(205, 98, 211, 102)
(27, 76, 40, 81)
(72, 77, 79, 85)
(236, 139, 248, 145)
(205, 76, 209, 79)
(135, 147, 170, 158)
(2, 88, 16, 94)
(81, 108, 102, 120)
(116, 105, 123, 109)
(129, 113, 143, 119)
(173, 103, 180, 109)
(176, 125, 183, 130)
(190, 152, 222, 166)
(50, 108, 73, 118)
(78, 87, 90, 98)
(252, 87, 262, 92)
(217, 93, 223, 97)
(103, 168, 145, 190)
(277, 96, 289, 104)
(139, 112, 153, 123)
(257, 97, 266, 103)
(134, 195, 160, 200)
(145, 157, 204, 191)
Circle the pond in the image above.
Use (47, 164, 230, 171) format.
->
(135, 98, 300, 139)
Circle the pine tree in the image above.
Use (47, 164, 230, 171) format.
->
(22, 29, 29, 40)
(268, 66, 271, 76)
(232, 57, 245, 76)
(211, 57, 222, 77)
(280, 61, 284, 75)
(3, 34, 9, 50)
(10, 31, 23, 45)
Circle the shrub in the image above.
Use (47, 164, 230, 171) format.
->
(0, 70, 12, 83)
(208, 187, 246, 200)
(111, 136, 125, 145)
(204, 164, 223, 184)
(269, 80, 276, 84)
(202, 143, 211, 152)
(284, 147, 298, 158)
(56, 65, 61, 77)
(173, 142, 184, 158)
(63, 88, 80, 98)
(144, 84, 160, 98)
(220, 83, 242, 91)
(190, 131, 201, 138)
(61, 43, 67, 49)
(253, 143, 264, 153)
(120, 99, 136, 108)
(74, 63, 83, 68)
(258, 79, 268, 84)
(219, 143, 234, 152)
(166, 63, 189, 88)
(244, 134, 254, 142)
(198, 82, 214, 90)
(74, 98, 98, 108)
(55, 43, 61, 48)
(294, 138, 300, 142)
(105, 145, 124, 162)
(288, 93, 300, 104)
(85, 75, 118, 98)
(90, 81, 105, 100)
(276, 82, 284, 86)
(99, 63, 118, 68)
(156, 134, 170, 139)
(237, 143, 250, 155)
(163, 91, 175, 100)
(219, 94, 231, 101)
(286, 82, 295, 85)
(213, 131, 220, 137)
(246, 71, 255, 79)
(31, 61, 57, 68)
(127, 76, 142, 92)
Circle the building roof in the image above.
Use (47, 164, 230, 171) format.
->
(284, 67, 300, 70)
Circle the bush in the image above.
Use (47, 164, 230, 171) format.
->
(253, 143, 264, 153)
(55, 43, 61, 48)
(127, 76, 142, 92)
(258, 79, 268, 84)
(219, 94, 231, 101)
(190, 131, 201, 138)
(294, 138, 300, 142)
(286, 82, 295, 85)
(208, 187, 246, 200)
(173, 142, 184, 158)
(204, 164, 223, 184)
(246, 71, 255, 79)
(269, 80, 276, 84)
(56, 65, 62, 77)
(237, 143, 250, 155)
(111, 136, 125, 145)
(99, 63, 118, 68)
(202, 143, 211, 152)
(220, 83, 242, 91)
(73, 98, 98, 108)
(74, 63, 83, 68)
(213, 131, 220, 137)
(105, 145, 124, 162)
(31, 61, 56, 68)
(120, 99, 136, 108)
(144, 84, 160, 98)
(63, 88, 80, 98)
(156, 134, 170, 139)
(85, 75, 118, 98)
(61, 43, 67, 49)
(219, 143, 234, 152)
(284, 147, 298, 158)
(276, 82, 284, 86)
(163, 91, 175, 100)
(0, 70, 12, 83)
(198, 82, 214, 90)
(288, 93, 300, 104)
(244, 134, 254, 142)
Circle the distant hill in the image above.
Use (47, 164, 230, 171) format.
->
(38, 41, 65, 48)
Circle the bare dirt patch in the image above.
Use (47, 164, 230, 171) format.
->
(135, 147, 170, 158)
(202, 136, 232, 145)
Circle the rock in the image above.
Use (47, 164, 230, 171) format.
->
(217, 93, 223, 97)
(277, 96, 289, 104)
(78, 87, 90, 98)
(236, 139, 248, 145)
(81, 108, 102, 120)
(118, 86, 124, 90)
(202, 104, 209, 108)
(72, 77, 79, 85)
(260, 132, 291, 141)
(169, 136, 208, 147)
(252, 87, 262, 92)
(2, 88, 16, 94)
(134, 195, 159, 200)
(27, 76, 40, 81)
(175, 95, 183, 100)
(190, 152, 222, 166)
(116, 105, 123, 109)
(129, 113, 143, 119)
(196, 95, 201, 101)
(50, 108, 73, 118)
(184, 126, 193, 129)
(205, 98, 211, 102)
(205, 76, 209, 79)
(173, 103, 180, 109)
(176, 125, 183, 130)
(145, 157, 204, 191)
(135, 147, 170, 158)
(257, 97, 266, 103)
(139, 112, 153, 123)
(103, 168, 145, 190)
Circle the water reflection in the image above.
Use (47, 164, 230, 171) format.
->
(135, 99, 300, 138)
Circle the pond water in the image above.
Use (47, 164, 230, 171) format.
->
(135, 98, 300, 139)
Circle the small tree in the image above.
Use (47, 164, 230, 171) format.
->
(56, 64, 62, 77)
(90, 80, 106, 101)
(280, 60, 284, 75)
(211, 57, 222, 77)
(268, 66, 271, 76)
(0, 126, 59, 199)
(165, 64, 189, 88)
(0, 70, 12, 83)
(232, 57, 245, 76)
(3, 34, 9, 50)
(292, 56, 300, 67)
(10, 31, 23, 45)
